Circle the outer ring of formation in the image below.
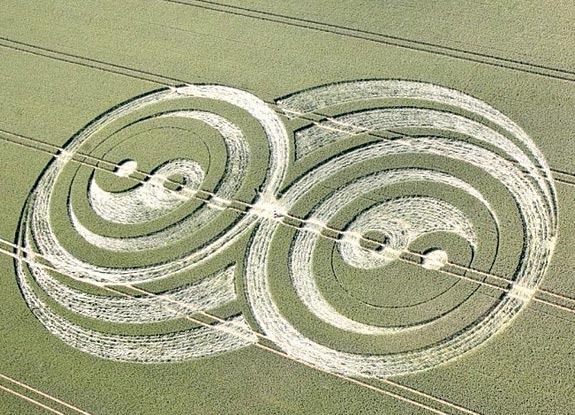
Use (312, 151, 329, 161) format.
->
(15, 80, 558, 377)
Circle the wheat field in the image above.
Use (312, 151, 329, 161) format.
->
(1, 1, 574, 414)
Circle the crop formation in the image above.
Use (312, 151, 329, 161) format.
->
(14, 79, 557, 381)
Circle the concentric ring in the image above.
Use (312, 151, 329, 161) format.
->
(245, 80, 557, 377)
(15, 84, 289, 362)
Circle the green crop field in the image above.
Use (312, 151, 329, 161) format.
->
(1, 1, 574, 414)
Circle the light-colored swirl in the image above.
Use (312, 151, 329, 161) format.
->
(15, 85, 289, 362)
(70, 109, 250, 252)
(337, 196, 476, 270)
(88, 159, 205, 225)
(286, 169, 482, 336)
(28, 86, 288, 285)
(278, 80, 556, 223)
(14, 80, 558, 373)
(27, 254, 236, 324)
(17, 251, 255, 363)
(244, 80, 557, 378)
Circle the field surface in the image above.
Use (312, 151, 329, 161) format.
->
(0, 1, 574, 414)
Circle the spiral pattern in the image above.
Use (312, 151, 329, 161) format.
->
(245, 80, 557, 377)
(15, 80, 557, 377)
(16, 85, 289, 362)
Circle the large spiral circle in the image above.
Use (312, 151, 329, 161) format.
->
(245, 80, 557, 377)
(15, 80, 558, 375)
(16, 85, 289, 362)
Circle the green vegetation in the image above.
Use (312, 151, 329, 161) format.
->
(1, 1, 574, 414)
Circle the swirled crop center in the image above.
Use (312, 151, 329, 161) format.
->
(244, 80, 557, 378)
(15, 85, 289, 362)
(14, 80, 557, 373)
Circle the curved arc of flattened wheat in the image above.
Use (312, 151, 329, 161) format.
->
(15, 80, 557, 371)
(16, 85, 289, 362)
(242, 80, 557, 377)
(278, 79, 557, 223)
(29, 85, 289, 285)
